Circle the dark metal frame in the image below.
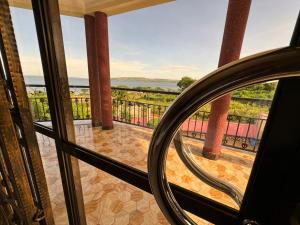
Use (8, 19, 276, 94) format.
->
(173, 132, 243, 207)
(31, 0, 86, 224)
(0, 1, 55, 223)
(27, 1, 300, 225)
(33, 122, 238, 224)
(147, 12, 300, 225)
(240, 76, 300, 224)
(148, 46, 300, 225)
(29, 0, 238, 224)
(239, 13, 300, 224)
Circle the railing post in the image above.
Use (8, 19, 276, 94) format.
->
(203, 0, 252, 160)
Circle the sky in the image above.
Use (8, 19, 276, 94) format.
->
(10, 0, 300, 80)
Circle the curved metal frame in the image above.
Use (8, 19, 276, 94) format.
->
(148, 47, 300, 225)
(173, 132, 243, 206)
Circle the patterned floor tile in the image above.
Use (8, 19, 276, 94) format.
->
(37, 121, 255, 225)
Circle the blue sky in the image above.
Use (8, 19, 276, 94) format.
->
(11, 0, 300, 80)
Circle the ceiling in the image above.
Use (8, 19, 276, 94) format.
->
(8, 0, 174, 17)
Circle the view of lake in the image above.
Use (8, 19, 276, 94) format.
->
(24, 76, 179, 90)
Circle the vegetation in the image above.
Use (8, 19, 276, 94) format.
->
(233, 82, 277, 99)
(27, 77, 277, 124)
(112, 86, 176, 106)
(176, 76, 277, 99)
(177, 76, 196, 91)
(147, 118, 160, 128)
(228, 101, 269, 120)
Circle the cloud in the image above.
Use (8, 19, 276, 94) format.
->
(155, 64, 204, 76)
(19, 54, 88, 77)
(110, 42, 141, 56)
(18, 55, 43, 75)
(19, 54, 209, 80)
(110, 58, 207, 79)
(65, 57, 88, 77)
(110, 59, 147, 77)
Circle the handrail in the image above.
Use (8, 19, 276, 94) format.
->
(173, 132, 243, 206)
(26, 84, 273, 103)
(26, 84, 90, 89)
(112, 87, 180, 95)
(147, 47, 300, 225)
(26, 85, 272, 152)
(26, 83, 272, 106)
(26, 84, 181, 95)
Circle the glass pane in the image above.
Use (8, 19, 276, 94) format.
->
(74, 121, 151, 172)
(36, 133, 69, 225)
(79, 160, 212, 225)
(36, 131, 212, 225)
(6, 2, 67, 223)
(9, 0, 297, 223)
(166, 81, 277, 210)
(10, 4, 52, 126)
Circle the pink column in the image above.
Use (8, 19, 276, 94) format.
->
(95, 11, 113, 130)
(203, 0, 251, 160)
(84, 15, 102, 127)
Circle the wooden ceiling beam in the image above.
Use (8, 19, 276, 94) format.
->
(8, 0, 174, 17)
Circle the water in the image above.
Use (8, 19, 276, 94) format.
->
(111, 79, 178, 90)
(24, 76, 179, 90)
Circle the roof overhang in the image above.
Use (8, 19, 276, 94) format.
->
(8, 0, 175, 17)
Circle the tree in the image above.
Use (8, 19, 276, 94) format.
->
(113, 85, 129, 100)
(177, 76, 195, 91)
(233, 81, 277, 99)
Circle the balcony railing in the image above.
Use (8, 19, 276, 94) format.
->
(26, 85, 268, 152)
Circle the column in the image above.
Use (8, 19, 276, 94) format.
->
(203, 0, 252, 160)
(84, 15, 102, 127)
(95, 11, 113, 130)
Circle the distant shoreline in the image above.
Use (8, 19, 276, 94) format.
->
(24, 75, 179, 90)
(24, 75, 179, 81)
(111, 77, 179, 82)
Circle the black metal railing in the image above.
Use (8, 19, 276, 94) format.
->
(71, 97, 91, 120)
(112, 99, 168, 128)
(26, 85, 267, 152)
(112, 99, 266, 152)
(29, 97, 50, 121)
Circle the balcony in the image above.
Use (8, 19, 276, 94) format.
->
(1, 0, 299, 224)
(28, 86, 269, 152)
(37, 118, 255, 224)
(26, 84, 269, 224)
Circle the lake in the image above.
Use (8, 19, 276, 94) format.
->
(24, 76, 179, 91)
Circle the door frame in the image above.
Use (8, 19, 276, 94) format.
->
(240, 14, 300, 225)
(3, 0, 300, 224)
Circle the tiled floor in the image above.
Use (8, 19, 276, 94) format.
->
(37, 121, 256, 225)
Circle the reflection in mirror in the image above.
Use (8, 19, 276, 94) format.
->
(166, 81, 277, 209)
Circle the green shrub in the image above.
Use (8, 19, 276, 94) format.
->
(147, 118, 160, 128)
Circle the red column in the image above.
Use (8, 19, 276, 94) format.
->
(84, 15, 102, 127)
(95, 11, 113, 130)
(203, 0, 251, 160)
